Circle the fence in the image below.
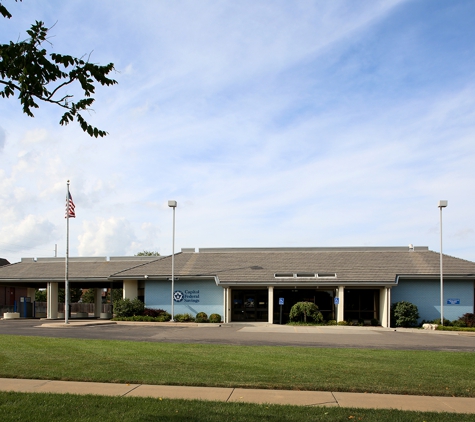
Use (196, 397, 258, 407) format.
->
(1, 302, 112, 318)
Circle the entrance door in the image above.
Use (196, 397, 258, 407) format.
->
(344, 289, 379, 322)
(8, 287, 15, 306)
(231, 290, 268, 322)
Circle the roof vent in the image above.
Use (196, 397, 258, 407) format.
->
(274, 273, 337, 279)
(274, 273, 294, 278)
(316, 273, 337, 279)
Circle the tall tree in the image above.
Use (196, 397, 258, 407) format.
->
(0, 1, 116, 137)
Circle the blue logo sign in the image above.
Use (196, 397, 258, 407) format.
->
(446, 298, 460, 305)
(173, 291, 184, 302)
(279, 298, 284, 305)
(334, 297, 340, 305)
(173, 290, 200, 303)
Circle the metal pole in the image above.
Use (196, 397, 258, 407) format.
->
(65, 181, 70, 324)
(439, 205, 444, 326)
(171, 205, 176, 321)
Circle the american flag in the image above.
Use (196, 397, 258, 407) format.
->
(66, 192, 76, 218)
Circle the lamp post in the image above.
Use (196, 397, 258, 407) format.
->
(438, 200, 448, 326)
(168, 200, 177, 321)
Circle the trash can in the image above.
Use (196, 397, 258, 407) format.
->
(19, 297, 33, 318)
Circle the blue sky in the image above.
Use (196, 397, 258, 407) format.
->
(1, 0, 475, 263)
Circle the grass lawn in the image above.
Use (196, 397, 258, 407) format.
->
(0, 335, 474, 397)
(1, 391, 474, 422)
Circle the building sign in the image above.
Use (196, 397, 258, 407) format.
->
(334, 297, 340, 305)
(174, 290, 200, 303)
(279, 298, 284, 305)
(446, 298, 460, 305)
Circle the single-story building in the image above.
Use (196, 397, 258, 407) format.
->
(1, 246, 474, 326)
(0, 256, 159, 318)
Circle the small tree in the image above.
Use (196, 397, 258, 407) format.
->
(81, 288, 97, 304)
(391, 301, 420, 327)
(289, 301, 323, 323)
(113, 298, 144, 318)
(35, 289, 46, 302)
(59, 288, 82, 303)
(458, 313, 475, 328)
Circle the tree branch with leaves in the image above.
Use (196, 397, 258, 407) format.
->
(0, 1, 116, 137)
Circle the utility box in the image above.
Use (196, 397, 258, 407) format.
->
(19, 297, 33, 318)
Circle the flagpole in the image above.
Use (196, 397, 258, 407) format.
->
(65, 180, 70, 324)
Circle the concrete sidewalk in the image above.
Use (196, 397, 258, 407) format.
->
(1, 378, 474, 414)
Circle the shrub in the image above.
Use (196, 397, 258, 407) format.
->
(157, 313, 171, 322)
(459, 313, 475, 327)
(432, 318, 452, 326)
(327, 320, 337, 325)
(112, 313, 171, 322)
(452, 319, 467, 328)
(209, 313, 222, 323)
(195, 312, 209, 323)
(391, 301, 419, 327)
(337, 320, 348, 326)
(113, 298, 144, 318)
(174, 313, 195, 322)
(289, 302, 323, 323)
(370, 318, 379, 326)
(143, 308, 168, 318)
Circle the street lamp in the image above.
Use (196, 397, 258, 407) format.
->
(438, 200, 448, 326)
(168, 200, 177, 321)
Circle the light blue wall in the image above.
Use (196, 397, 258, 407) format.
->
(392, 279, 474, 322)
(145, 279, 223, 317)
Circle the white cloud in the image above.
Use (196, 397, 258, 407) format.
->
(0, 215, 56, 256)
(0, 0, 474, 263)
(77, 217, 137, 257)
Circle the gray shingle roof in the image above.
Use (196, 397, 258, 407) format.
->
(111, 247, 475, 286)
(1, 248, 474, 287)
(0, 256, 161, 283)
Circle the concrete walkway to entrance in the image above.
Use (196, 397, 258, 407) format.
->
(1, 377, 474, 414)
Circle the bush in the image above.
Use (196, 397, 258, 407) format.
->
(113, 298, 144, 318)
(174, 313, 195, 322)
(370, 318, 379, 326)
(143, 308, 168, 318)
(452, 319, 467, 328)
(327, 320, 337, 325)
(289, 302, 323, 323)
(112, 314, 171, 322)
(157, 313, 171, 322)
(195, 312, 209, 323)
(459, 313, 475, 327)
(209, 313, 222, 323)
(337, 320, 348, 326)
(391, 301, 419, 327)
(432, 318, 452, 326)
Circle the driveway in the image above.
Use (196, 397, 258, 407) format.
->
(1, 319, 474, 351)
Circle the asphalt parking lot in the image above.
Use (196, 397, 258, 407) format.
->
(1, 319, 475, 351)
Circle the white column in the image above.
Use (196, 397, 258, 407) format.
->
(388, 287, 391, 327)
(225, 288, 232, 323)
(268, 286, 274, 324)
(47, 282, 58, 319)
(94, 289, 102, 317)
(223, 288, 227, 323)
(380, 287, 389, 328)
(337, 286, 345, 322)
(123, 280, 138, 300)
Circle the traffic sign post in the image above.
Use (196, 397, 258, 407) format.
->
(279, 298, 284, 324)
